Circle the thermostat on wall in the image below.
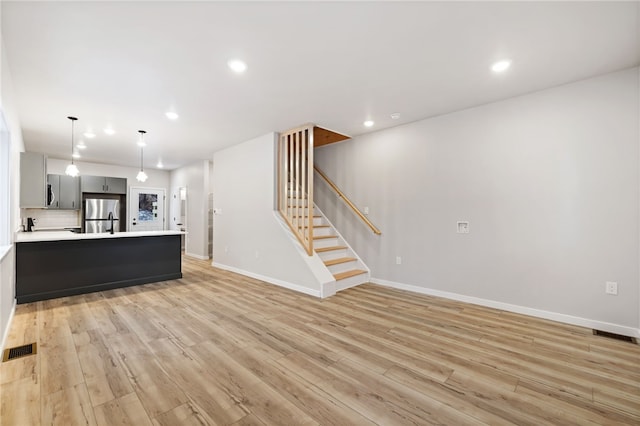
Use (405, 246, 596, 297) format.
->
(457, 221, 469, 234)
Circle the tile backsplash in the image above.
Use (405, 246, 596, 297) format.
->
(22, 209, 80, 229)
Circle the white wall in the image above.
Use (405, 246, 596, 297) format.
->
(169, 160, 210, 259)
(315, 67, 640, 335)
(212, 133, 323, 296)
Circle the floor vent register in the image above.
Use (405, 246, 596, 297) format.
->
(2, 343, 37, 362)
(592, 330, 637, 344)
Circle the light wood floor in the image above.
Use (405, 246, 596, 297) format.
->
(1, 257, 639, 425)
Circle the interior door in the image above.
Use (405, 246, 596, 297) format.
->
(129, 187, 165, 231)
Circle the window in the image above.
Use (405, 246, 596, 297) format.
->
(0, 111, 11, 247)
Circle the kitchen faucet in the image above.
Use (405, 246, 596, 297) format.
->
(107, 212, 114, 234)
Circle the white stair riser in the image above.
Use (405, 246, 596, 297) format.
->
(284, 212, 315, 221)
(287, 202, 310, 208)
(313, 227, 332, 236)
(298, 226, 331, 236)
(313, 237, 340, 249)
(327, 261, 359, 274)
(286, 216, 323, 227)
(287, 217, 315, 229)
(336, 273, 369, 291)
(317, 248, 349, 260)
(284, 215, 324, 226)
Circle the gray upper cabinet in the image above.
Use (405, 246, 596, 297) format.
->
(48, 174, 80, 210)
(81, 175, 127, 194)
(59, 175, 80, 209)
(105, 177, 127, 194)
(20, 152, 47, 208)
(80, 175, 105, 193)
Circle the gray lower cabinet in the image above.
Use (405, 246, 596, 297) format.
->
(20, 152, 47, 208)
(81, 175, 127, 194)
(47, 174, 80, 209)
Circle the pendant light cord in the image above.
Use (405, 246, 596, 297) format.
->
(68, 116, 78, 165)
(138, 130, 146, 172)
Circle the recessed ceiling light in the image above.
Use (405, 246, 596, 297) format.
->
(72, 152, 81, 159)
(76, 142, 87, 150)
(157, 161, 164, 168)
(228, 59, 247, 73)
(364, 120, 375, 127)
(390, 113, 401, 120)
(491, 59, 511, 73)
(165, 111, 179, 120)
(103, 128, 115, 135)
(83, 131, 96, 138)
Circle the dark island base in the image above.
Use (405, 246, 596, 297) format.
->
(16, 234, 182, 304)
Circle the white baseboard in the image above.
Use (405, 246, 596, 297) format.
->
(212, 262, 321, 298)
(185, 252, 210, 260)
(370, 277, 640, 339)
(0, 300, 17, 353)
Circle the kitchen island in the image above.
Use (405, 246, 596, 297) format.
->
(15, 230, 183, 303)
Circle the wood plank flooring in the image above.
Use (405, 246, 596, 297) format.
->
(1, 256, 638, 425)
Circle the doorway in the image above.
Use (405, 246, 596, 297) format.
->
(129, 187, 166, 231)
(171, 186, 187, 252)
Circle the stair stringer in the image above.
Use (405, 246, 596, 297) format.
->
(273, 211, 337, 298)
(313, 204, 371, 292)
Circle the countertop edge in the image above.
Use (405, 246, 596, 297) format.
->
(16, 230, 185, 243)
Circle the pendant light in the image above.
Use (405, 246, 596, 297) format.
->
(136, 130, 148, 182)
(65, 116, 79, 177)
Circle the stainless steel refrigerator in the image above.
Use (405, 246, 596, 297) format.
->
(84, 199, 120, 233)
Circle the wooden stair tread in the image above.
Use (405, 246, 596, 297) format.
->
(333, 269, 367, 281)
(294, 215, 321, 218)
(313, 235, 337, 240)
(298, 225, 330, 229)
(315, 245, 347, 253)
(324, 257, 357, 266)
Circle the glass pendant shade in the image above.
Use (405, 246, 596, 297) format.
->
(65, 163, 79, 177)
(65, 116, 79, 177)
(136, 170, 148, 182)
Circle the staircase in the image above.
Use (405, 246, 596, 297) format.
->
(287, 188, 369, 291)
(278, 124, 374, 294)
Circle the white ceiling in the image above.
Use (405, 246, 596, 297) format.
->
(2, 1, 639, 170)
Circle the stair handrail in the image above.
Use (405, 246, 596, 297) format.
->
(314, 165, 381, 235)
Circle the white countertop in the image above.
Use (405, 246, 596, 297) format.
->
(16, 230, 184, 243)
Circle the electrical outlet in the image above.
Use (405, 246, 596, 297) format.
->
(255, 251, 260, 259)
(457, 221, 469, 234)
(605, 281, 618, 295)
(396, 256, 402, 265)
(364, 206, 369, 215)
(224, 246, 229, 253)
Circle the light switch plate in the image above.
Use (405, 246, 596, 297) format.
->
(457, 221, 469, 234)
